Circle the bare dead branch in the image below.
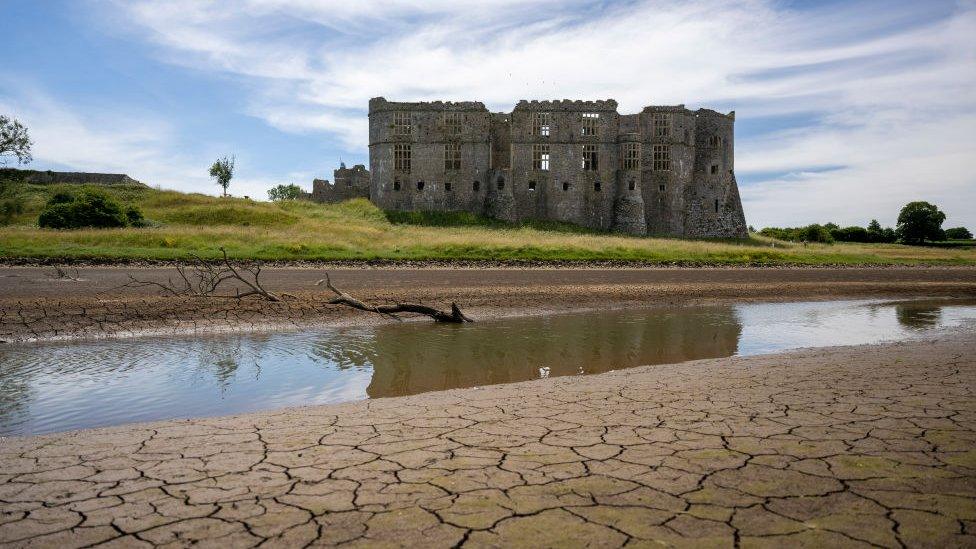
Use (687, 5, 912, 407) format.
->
(50, 265, 81, 281)
(316, 273, 473, 323)
(105, 248, 285, 301)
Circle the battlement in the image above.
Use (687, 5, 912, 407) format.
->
(369, 97, 488, 113)
(513, 99, 619, 112)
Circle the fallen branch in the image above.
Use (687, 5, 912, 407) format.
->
(108, 247, 284, 301)
(50, 265, 82, 281)
(316, 273, 473, 323)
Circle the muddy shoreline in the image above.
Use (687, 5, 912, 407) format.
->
(2, 334, 974, 546)
(2, 266, 976, 343)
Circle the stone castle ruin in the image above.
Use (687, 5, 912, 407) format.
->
(312, 97, 748, 238)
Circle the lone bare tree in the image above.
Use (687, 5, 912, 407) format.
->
(0, 115, 32, 166)
(209, 155, 235, 197)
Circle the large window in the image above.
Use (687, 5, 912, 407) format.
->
(445, 143, 461, 170)
(707, 135, 722, 147)
(393, 112, 412, 136)
(653, 112, 671, 137)
(622, 143, 640, 170)
(581, 113, 599, 136)
(532, 112, 551, 136)
(443, 112, 463, 135)
(394, 143, 411, 171)
(532, 144, 550, 171)
(582, 144, 599, 171)
(652, 144, 670, 171)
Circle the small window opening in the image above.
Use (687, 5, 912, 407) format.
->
(528, 180, 537, 191)
(594, 181, 601, 192)
(496, 178, 505, 190)
(628, 179, 636, 191)
(581, 113, 599, 136)
(532, 112, 551, 137)
(714, 199, 719, 213)
(445, 182, 452, 191)
(473, 181, 480, 192)
(417, 180, 425, 191)
(393, 179, 401, 191)
(582, 144, 598, 171)
(562, 182, 570, 191)
(532, 144, 550, 171)
(659, 184, 665, 192)
(710, 164, 718, 174)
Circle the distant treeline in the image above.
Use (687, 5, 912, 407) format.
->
(759, 220, 897, 244)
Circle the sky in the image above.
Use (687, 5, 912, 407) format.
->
(1, 0, 974, 230)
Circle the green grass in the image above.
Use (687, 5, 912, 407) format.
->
(1, 180, 974, 265)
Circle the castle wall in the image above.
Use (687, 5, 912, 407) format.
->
(367, 97, 748, 238)
(309, 164, 370, 203)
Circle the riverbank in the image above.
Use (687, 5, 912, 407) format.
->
(2, 333, 974, 547)
(2, 266, 976, 342)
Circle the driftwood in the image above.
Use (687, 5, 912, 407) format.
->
(316, 273, 473, 323)
(112, 247, 289, 301)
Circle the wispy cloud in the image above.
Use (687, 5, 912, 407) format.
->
(6, 0, 976, 227)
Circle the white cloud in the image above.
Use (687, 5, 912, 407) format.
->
(0, 83, 287, 199)
(12, 0, 976, 227)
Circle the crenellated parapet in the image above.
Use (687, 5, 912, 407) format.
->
(514, 99, 618, 112)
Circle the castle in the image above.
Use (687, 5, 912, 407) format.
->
(308, 97, 748, 238)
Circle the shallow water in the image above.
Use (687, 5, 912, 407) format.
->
(1, 298, 974, 436)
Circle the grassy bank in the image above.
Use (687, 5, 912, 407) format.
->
(1, 182, 974, 265)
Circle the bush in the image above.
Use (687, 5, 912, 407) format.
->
(945, 227, 973, 240)
(37, 189, 144, 229)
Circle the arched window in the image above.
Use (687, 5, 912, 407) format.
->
(417, 180, 425, 191)
(393, 179, 401, 191)
(473, 181, 480, 192)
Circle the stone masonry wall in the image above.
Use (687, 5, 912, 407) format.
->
(367, 97, 748, 238)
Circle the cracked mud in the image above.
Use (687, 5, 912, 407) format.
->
(1, 335, 975, 547)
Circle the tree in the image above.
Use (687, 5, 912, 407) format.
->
(209, 155, 235, 197)
(896, 201, 946, 244)
(0, 115, 32, 166)
(268, 183, 305, 201)
(945, 227, 973, 240)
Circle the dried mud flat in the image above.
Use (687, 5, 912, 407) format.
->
(1, 334, 974, 547)
(2, 266, 976, 342)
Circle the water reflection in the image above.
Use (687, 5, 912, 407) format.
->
(358, 306, 741, 398)
(894, 302, 943, 329)
(0, 298, 973, 436)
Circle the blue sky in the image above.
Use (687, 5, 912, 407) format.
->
(1, 0, 974, 229)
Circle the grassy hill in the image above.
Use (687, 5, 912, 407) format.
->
(0, 180, 973, 265)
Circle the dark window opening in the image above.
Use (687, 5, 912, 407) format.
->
(445, 182, 452, 191)
(393, 180, 401, 191)
(497, 178, 505, 190)
(710, 164, 718, 174)
(594, 181, 601, 192)
(659, 184, 665, 192)
(473, 181, 480, 192)
(628, 179, 636, 191)
(562, 182, 570, 191)
(417, 180, 425, 191)
(528, 180, 536, 191)
(714, 199, 719, 213)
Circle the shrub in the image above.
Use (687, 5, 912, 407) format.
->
(945, 227, 973, 240)
(37, 189, 143, 229)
